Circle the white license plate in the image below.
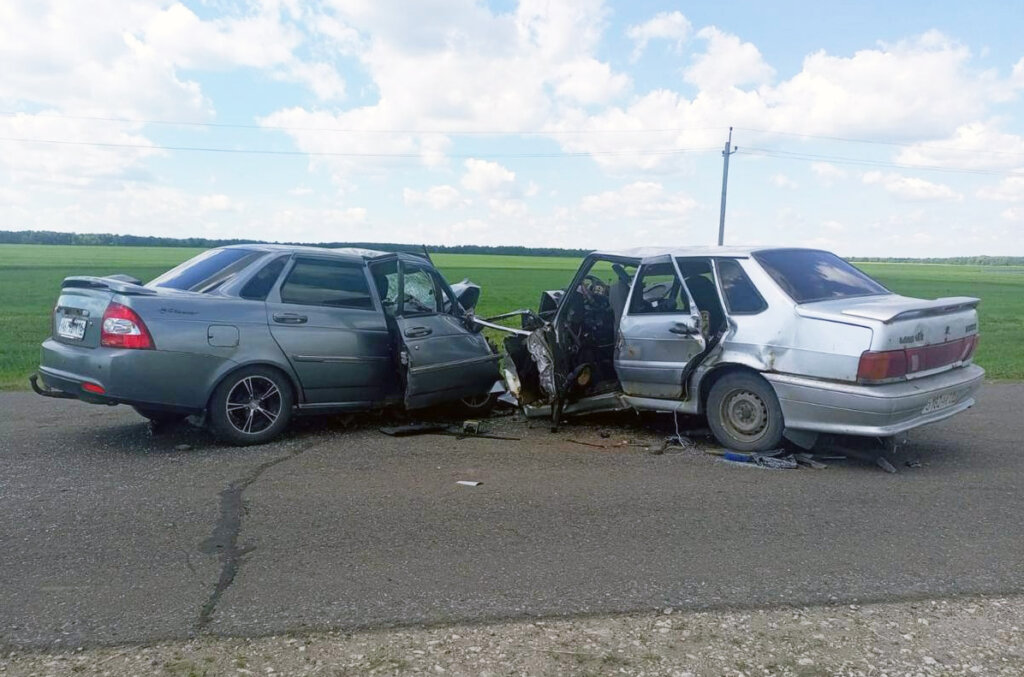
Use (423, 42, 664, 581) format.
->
(57, 316, 87, 341)
(922, 391, 960, 414)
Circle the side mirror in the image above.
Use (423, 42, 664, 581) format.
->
(450, 279, 481, 312)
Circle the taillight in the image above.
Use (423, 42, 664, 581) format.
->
(961, 334, 979, 361)
(857, 349, 907, 383)
(100, 302, 154, 349)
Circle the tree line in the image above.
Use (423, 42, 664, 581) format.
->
(0, 230, 588, 258)
(1, 230, 1021, 265)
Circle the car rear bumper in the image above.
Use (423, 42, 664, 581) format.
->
(765, 364, 985, 437)
(36, 338, 227, 412)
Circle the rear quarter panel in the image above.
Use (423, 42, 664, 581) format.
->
(121, 293, 297, 407)
(716, 259, 873, 382)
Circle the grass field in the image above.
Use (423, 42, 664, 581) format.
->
(1, 244, 1020, 389)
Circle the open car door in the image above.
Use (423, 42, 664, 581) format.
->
(371, 258, 499, 410)
(614, 256, 706, 399)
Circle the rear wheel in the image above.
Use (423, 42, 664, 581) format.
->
(208, 366, 294, 446)
(706, 372, 784, 452)
(132, 406, 187, 425)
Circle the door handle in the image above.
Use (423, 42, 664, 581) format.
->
(273, 313, 308, 324)
(404, 326, 433, 338)
(669, 323, 695, 335)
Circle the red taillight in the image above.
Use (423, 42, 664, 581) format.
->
(857, 349, 908, 382)
(100, 302, 154, 349)
(82, 382, 106, 394)
(961, 334, 979, 361)
(859, 334, 980, 382)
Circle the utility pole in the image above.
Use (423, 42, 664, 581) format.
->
(717, 127, 737, 246)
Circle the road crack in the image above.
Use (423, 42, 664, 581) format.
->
(195, 440, 319, 631)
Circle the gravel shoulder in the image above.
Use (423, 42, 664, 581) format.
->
(3, 594, 1023, 676)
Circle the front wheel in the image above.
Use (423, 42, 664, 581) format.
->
(456, 392, 497, 416)
(208, 367, 294, 446)
(706, 372, 784, 452)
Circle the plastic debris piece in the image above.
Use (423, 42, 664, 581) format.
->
(794, 453, 828, 469)
(905, 459, 923, 468)
(876, 456, 899, 474)
(380, 423, 448, 437)
(456, 480, 482, 487)
(462, 419, 481, 435)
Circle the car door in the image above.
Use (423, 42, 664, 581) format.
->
(373, 258, 498, 410)
(266, 255, 394, 405)
(614, 256, 705, 399)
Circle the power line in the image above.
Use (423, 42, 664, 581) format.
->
(736, 126, 1024, 158)
(0, 135, 721, 159)
(0, 111, 719, 137)
(740, 147, 1019, 176)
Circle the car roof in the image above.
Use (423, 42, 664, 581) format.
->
(589, 245, 810, 261)
(218, 243, 414, 262)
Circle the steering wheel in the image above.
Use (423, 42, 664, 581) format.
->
(580, 274, 608, 297)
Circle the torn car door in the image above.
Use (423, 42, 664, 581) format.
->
(614, 256, 706, 399)
(387, 259, 499, 410)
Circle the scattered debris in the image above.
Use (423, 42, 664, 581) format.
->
(567, 439, 606, 449)
(380, 423, 449, 437)
(720, 451, 799, 469)
(462, 420, 482, 435)
(455, 480, 482, 487)
(794, 453, 828, 469)
(876, 456, 899, 474)
(174, 443, 192, 451)
(905, 459, 923, 468)
(379, 422, 520, 441)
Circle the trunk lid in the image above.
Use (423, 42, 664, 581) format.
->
(797, 294, 980, 378)
(52, 276, 158, 348)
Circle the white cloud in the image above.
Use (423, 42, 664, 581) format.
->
(895, 121, 1024, 170)
(626, 11, 691, 61)
(811, 162, 848, 185)
(977, 176, 1024, 202)
(685, 27, 775, 91)
(403, 185, 464, 210)
(862, 171, 963, 201)
(460, 159, 516, 195)
(579, 181, 697, 222)
(770, 173, 798, 189)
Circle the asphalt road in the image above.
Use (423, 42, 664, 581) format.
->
(2, 385, 1023, 650)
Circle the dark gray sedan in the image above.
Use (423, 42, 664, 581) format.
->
(32, 245, 500, 444)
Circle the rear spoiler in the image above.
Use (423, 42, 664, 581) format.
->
(841, 297, 980, 324)
(61, 275, 158, 296)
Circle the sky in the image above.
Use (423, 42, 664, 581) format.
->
(1, 0, 1023, 256)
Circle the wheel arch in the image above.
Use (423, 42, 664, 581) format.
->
(697, 363, 771, 415)
(204, 359, 301, 411)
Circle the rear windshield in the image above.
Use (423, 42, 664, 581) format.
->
(753, 249, 888, 303)
(148, 248, 262, 292)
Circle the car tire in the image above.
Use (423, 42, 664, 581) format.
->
(208, 366, 294, 446)
(706, 372, 785, 452)
(456, 392, 497, 416)
(132, 406, 187, 425)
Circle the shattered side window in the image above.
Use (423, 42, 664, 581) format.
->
(370, 260, 400, 314)
(754, 249, 888, 303)
(401, 265, 441, 315)
(628, 263, 690, 314)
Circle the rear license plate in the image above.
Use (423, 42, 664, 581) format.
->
(922, 391, 960, 414)
(57, 316, 87, 341)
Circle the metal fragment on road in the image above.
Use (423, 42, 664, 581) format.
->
(456, 480, 482, 487)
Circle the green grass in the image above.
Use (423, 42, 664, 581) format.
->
(1, 244, 1019, 389)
